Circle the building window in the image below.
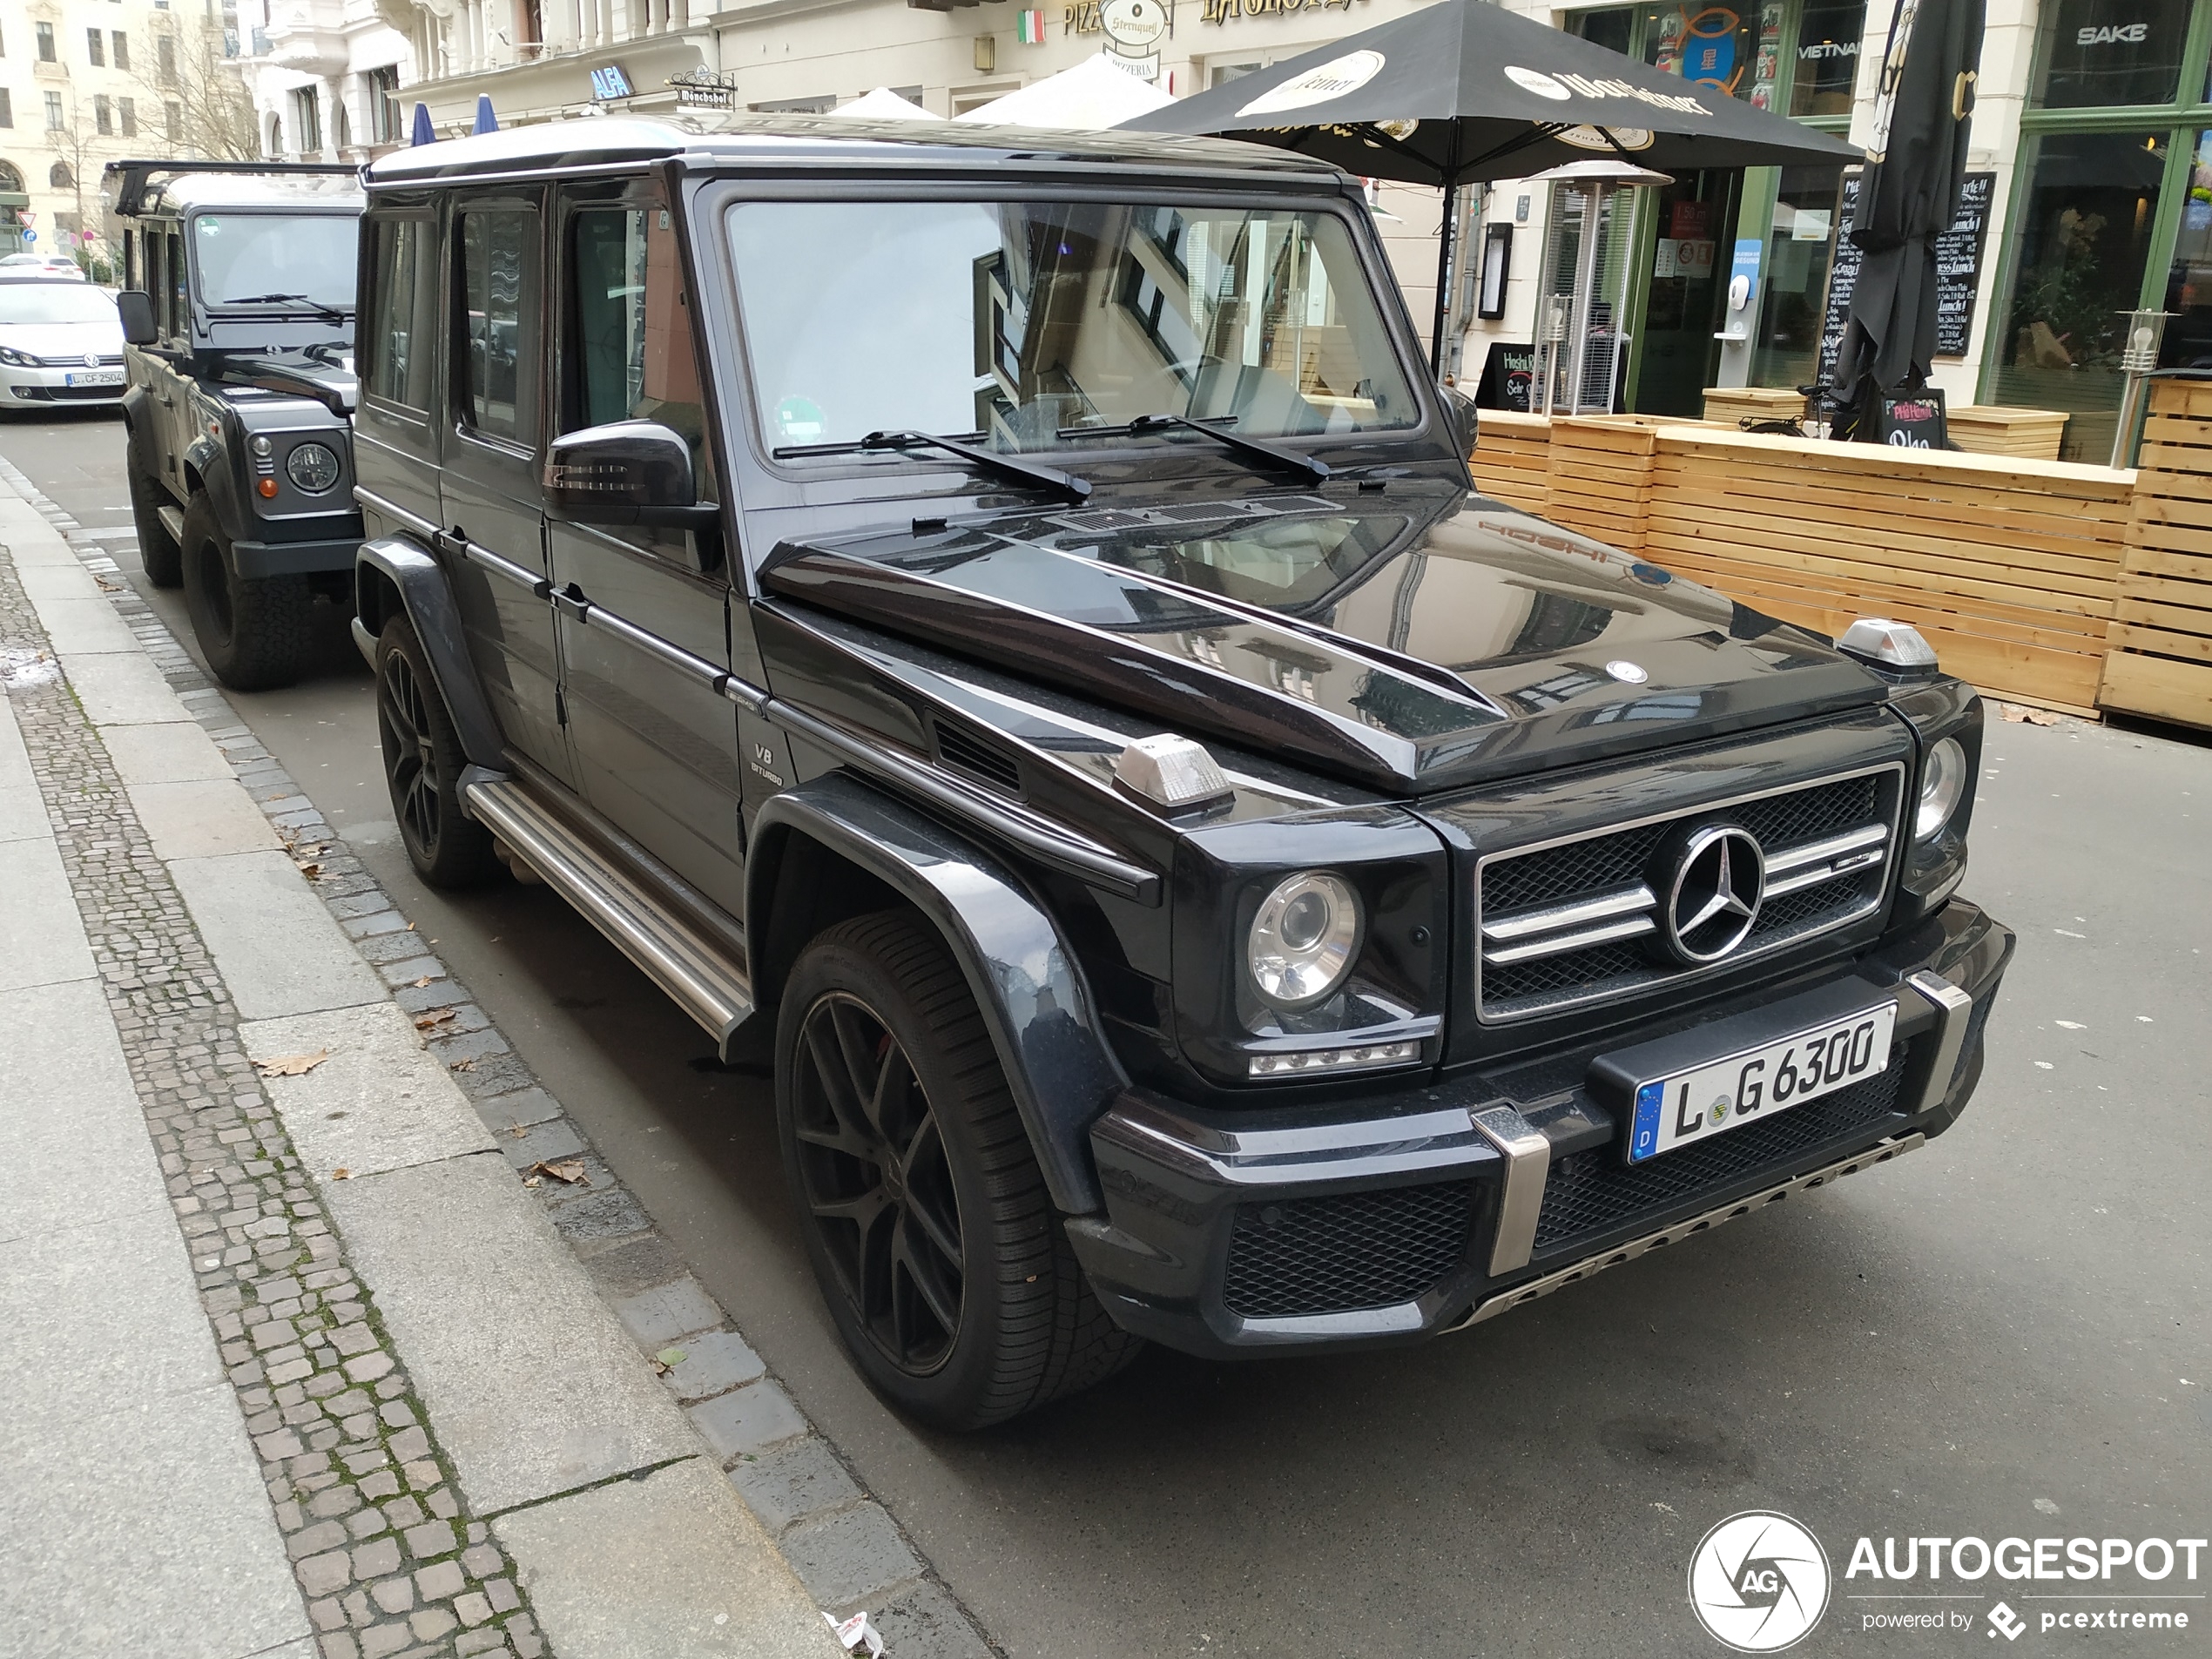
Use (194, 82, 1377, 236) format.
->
(366, 64, 399, 142)
(51, 160, 72, 189)
(165, 99, 181, 139)
(0, 91, 11, 127)
(158, 33, 177, 82)
(44, 91, 64, 130)
(95, 93, 112, 134)
(36, 22, 56, 61)
(290, 84, 320, 153)
(1790, 0, 1862, 116)
(118, 94, 135, 135)
(1991, 130, 2168, 459)
(87, 27, 105, 64)
(2033, 0, 2191, 109)
(112, 30, 128, 68)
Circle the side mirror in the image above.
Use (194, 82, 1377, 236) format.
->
(543, 420, 718, 529)
(118, 289, 158, 347)
(1441, 383, 1480, 456)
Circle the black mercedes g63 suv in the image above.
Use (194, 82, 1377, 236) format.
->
(106, 159, 363, 690)
(350, 119, 2011, 1429)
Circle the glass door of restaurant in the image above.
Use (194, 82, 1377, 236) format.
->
(1632, 170, 1743, 415)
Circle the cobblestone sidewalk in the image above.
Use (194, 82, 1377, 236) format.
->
(0, 453, 994, 1659)
(1, 544, 543, 1659)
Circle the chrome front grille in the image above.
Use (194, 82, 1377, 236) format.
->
(1477, 766, 1902, 1021)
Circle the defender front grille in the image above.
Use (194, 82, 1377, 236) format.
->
(1223, 1181, 1474, 1319)
(1477, 767, 1901, 1021)
(1531, 1054, 1909, 1254)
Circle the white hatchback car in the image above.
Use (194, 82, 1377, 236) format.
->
(0, 279, 126, 413)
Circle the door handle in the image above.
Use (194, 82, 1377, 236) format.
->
(552, 583, 591, 621)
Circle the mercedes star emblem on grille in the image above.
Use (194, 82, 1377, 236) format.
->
(1661, 824, 1766, 963)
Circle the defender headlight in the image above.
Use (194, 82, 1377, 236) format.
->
(286, 442, 341, 494)
(1915, 737, 1966, 840)
(1247, 872, 1362, 1009)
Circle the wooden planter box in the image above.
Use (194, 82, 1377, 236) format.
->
(1468, 413, 2134, 711)
(2100, 378, 2212, 730)
(1947, 405, 2069, 462)
(1701, 387, 1804, 428)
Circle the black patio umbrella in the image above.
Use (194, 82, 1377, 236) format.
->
(1830, 0, 1986, 439)
(1119, 0, 1860, 368)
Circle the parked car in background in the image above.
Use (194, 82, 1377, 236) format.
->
(105, 158, 362, 691)
(351, 119, 2013, 1430)
(0, 279, 125, 414)
(0, 253, 91, 280)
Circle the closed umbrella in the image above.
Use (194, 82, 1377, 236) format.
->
(473, 95, 499, 136)
(1121, 0, 1858, 370)
(1830, 0, 1985, 440)
(409, 103, 435, 146)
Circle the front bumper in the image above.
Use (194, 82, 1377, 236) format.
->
(233, 528, 364, 579)
(1069, 900, 2012, 1360)
(1, 362, 125, 406)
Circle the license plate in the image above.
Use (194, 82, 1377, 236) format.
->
(65, 370, 123, 387)
(1626, 1001, 1897, 1163)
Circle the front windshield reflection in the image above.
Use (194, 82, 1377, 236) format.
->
(727, 200, 1418, 454)
(194, 213, 358, 310)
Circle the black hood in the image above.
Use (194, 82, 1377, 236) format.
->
(759, 492, 1888, 796)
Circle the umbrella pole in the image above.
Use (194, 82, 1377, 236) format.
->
(1431, 178, 1457, 379)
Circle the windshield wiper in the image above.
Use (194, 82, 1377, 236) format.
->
(774, 429, 1091, 503)
(220, 293, 349, 325)
(1059, 414, 1330, 485)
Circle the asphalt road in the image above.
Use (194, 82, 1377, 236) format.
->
(9, 407, 2209, 1658)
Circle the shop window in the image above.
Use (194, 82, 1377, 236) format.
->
(1641, 3, 1778, 109)
(2160, 131, 2212, 368)
(1790, 0, 1863, 116)
(1571, 5, 1636, 55)
(2033, 0, 2190, 109)
(1992, 130, 2168, 462)
(1751, 165, 1846, 390)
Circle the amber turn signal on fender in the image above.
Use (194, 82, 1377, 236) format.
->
(257, 478, 280, 498)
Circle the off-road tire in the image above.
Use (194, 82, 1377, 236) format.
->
(179, 494, 309, 690)
(127, 448, 183, 588)
(777, 912, 1142, 1430)
(374, 612, 501, 889)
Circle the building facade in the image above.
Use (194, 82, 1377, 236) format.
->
(232, 0, 414, 162)
(375, 0, 2212, 462)
(2, 0, 254, 271)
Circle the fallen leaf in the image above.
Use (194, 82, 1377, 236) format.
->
(414, 1008, 456, 1031)
(412, 976, 433, 989)
(506, 1122, 526, 1138)
(448, 1058, 476, 1072)
(95, 576, 121, 592)
(331, 1167, 351, 1180)
(656, 1347, 686, 1366)
(2000, 703, 2063, 726)
(254, 1050, 330, 1078)
(523, 1175, 542, 1189)
(297, 863, 321, 881)
(529, 1158, 590, 1186)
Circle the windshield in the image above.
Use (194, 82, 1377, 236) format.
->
(0, 284, 118, 326)
(192, 212, 359, 310)
(727, 200, 1419, 455)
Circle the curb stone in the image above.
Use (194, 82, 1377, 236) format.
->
(0, 451, 1002, 1659)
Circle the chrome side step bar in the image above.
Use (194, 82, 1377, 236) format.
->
(157, 504, 185, 545)
(462, 776, 755, 1055)
(1443, 1132, 1926, 1333)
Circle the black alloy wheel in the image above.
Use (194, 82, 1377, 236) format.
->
(775, 912, 1143, 1429)
(790, 991, 967, 1375)
(374, 613, 499, 889)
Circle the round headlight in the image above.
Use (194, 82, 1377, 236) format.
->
(286, 442, 341, 494)
(1915, 736, 1967, 840)
(1247, 872, 1362, 1009)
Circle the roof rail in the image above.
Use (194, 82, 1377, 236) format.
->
(101, 158, 361, 218)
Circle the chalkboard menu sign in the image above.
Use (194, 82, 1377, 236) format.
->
(1815, 171, 1996, 385)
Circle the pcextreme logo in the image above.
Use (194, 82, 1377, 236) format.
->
(1689, 1512, 1832, 1652)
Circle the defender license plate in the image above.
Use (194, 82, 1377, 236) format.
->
(1624, 1001, 1897, 1163)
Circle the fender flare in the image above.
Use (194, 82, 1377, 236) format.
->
(749, 772, 1127, 1215)
(354, 536, 507, 771)
(118, 387, 168, 490)
(182, 434, 249, 543)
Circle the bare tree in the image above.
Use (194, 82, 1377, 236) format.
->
(130, 18, 260, 162)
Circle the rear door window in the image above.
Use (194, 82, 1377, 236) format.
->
(455, 205, 540, 445)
